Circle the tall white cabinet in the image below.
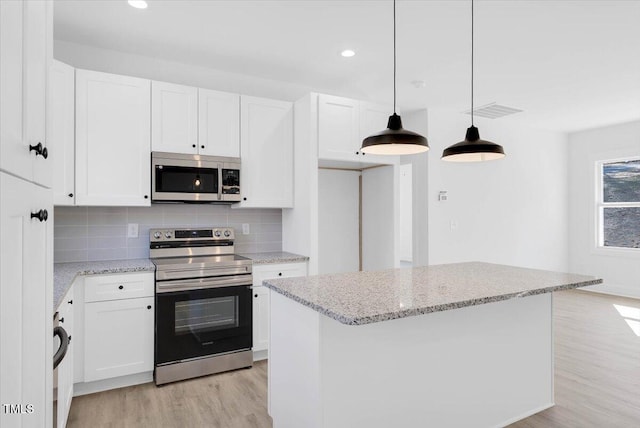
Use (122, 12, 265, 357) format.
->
(238, 96, 293, 208)
(0, 1, 53, 427)
(75, 69, 151, 206)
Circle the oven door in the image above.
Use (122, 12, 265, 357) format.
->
(155, 284, 252, 364)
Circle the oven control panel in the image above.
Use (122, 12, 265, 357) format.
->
(150, 227, 235, 242)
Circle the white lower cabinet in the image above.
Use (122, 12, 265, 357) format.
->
(82, 272, 154, 383)
(56, 287, 74, 428)
(252, 262, 307, 359)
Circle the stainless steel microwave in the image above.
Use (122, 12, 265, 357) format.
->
(151, 152, 241, 203)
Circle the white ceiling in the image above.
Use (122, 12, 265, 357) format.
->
(54, 0, 640, 133)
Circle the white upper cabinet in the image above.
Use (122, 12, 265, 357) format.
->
(151, 81, 198, 155)
(358, 101, 400, 165)
(199, 88, 240, 157)
(75, 69, 151, 206)
(317, 94, 398, 165)
(49, 60, 75, 205)
(318, 94, 360, 162)
(0, 0, 52, 187)
(238, 95, 293, 208)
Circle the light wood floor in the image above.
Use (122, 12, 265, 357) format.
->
(68, 290, 640, 428)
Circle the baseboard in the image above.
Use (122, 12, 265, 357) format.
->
(253, 349, 268, 362)
(73, 371, 153, 397)
(494, 402, 554, 427)
(580, 284, 640, 300)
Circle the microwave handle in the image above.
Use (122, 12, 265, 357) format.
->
(217, 165, 223, 201)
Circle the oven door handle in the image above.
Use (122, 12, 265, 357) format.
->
(156, 275, 252, 293)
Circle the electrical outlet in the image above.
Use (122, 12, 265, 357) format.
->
(450, 220, 458, 231)
(242, 223, 250, 235)
(127, 223, 139, 238)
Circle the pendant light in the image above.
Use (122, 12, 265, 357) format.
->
(442, 0, 505, 162)
(360, 0, 429, 156)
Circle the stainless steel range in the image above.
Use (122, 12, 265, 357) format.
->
(150, 227, 253, 385)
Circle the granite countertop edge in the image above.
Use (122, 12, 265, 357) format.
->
(53, 259, 156, 311)
(264, 277, 604, 326)
(240, 251, 309, 265)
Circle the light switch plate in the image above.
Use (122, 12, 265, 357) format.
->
(127, 223, 139, 238)
(242, 223, 250, 235)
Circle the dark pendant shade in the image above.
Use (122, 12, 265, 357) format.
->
(441, 126, 505, 162)
(361, 114, 429, 155)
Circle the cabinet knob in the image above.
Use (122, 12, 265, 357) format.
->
(144, 195, 149, 199)
(243, 197, 247, 201)
(254, 294, 258, 298)
(30, 209, 48, 222)
(147, 305, 152, 310)
(118, 285, 124, 290)
(192, 144, 196, 148)
(59, 317, 65, 323)
(201, 145, 205, 149)
(68, 300, 73, 304)
(278, 272, 282, 276)
(29, 142, 48, 158)
(68, 193, 74, 198)
(68, 336, 72, 344)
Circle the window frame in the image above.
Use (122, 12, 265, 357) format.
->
(595, 156, 640, 254)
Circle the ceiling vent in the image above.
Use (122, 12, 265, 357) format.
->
(464, 103, 523, 119)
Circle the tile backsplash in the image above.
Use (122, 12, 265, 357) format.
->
(54, 205, 282, 263)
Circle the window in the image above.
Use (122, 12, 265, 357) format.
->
(597, 158, 640, 249)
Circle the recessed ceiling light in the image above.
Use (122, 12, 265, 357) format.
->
(128, 0, 148, 9)
(341, 49, 356, 58)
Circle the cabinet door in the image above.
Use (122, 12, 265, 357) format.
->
(252, 286, 270, 353)
(198, 88, 240, 157)
(0, 0, 28, 179)
(318, 94, 360, 162)
(239, 96, 293, 208)
(0, 172, 52, 428)
(84, 297, 154, 382)
(151, 81, 198, 155)
(75, 69, 151, 206)
(359, 101, 399, 165)
(57, 288, 74, 428)
(25, 0, 51, 188)
(49, 60, 75, 205)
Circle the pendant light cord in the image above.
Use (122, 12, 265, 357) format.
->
(471, 0, 474, 126)
(393, 0, 397, 114)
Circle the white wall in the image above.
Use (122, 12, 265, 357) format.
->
(426, 109, 569, 272)
(402, 109, 429, 267)
(568, 120, 640, 298)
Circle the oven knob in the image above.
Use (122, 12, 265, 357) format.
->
(214, 230, 221, 237)
(165, 231, 172, 239)
(153, 231, 161, 239)
(223, 230, 231, 237)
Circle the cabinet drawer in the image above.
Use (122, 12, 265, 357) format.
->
(253, 262, 307, 287)
(84, 272, 154, 303)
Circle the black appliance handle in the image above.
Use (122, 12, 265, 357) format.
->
(53, 326, 69, 369)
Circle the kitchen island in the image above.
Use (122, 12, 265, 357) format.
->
(263, 262, 602, 428)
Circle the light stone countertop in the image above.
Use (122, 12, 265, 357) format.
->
(263, 262, 603, 326)
(52, 252, 307, 310)
(240, 251, 309, 265)
(53, 259, 156, 311)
